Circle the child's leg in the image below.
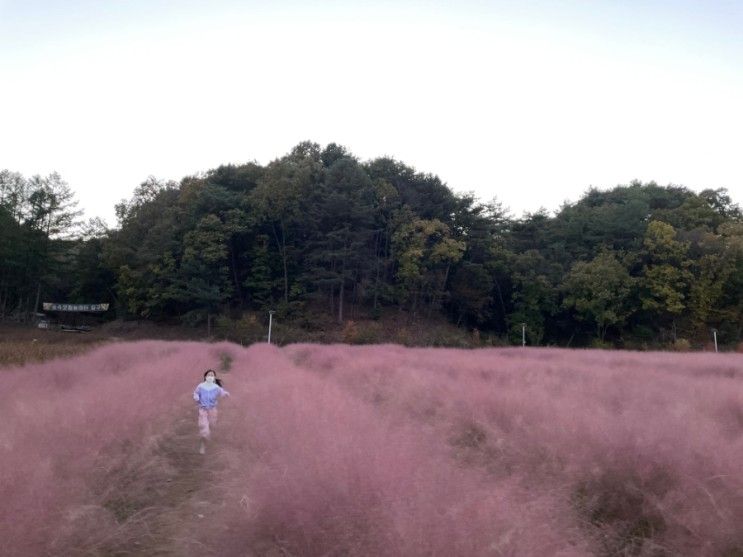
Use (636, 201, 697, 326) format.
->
(208, 408, 219, 428)
(198, 408, 211, 439)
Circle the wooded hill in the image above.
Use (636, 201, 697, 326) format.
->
(2, 141, 742, 348)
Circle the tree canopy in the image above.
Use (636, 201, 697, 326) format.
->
(2, 143, 742, 348)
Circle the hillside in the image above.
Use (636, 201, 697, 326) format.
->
(3, 144, 743, 349)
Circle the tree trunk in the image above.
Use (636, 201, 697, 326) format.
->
(493, 277, 507, 332)
(429, 263, 451, 317)
(338, 281, 344, 324)
(230, 239, 243, 307)
(329, 258, 336, 315)
(34, 282, 41, 315)
(21, 246, 31, 321)
(352, 272, 359, 320)
(566, 331, 575, 347)
(373, 229, 381, 311)
(271, 222, 289, 304)
(338, 257, 346, 324)
(281, 264, 289, 305)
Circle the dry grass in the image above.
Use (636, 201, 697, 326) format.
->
(0, 326, 106, 367)
(0, 320, 207, 367)
(213, 309, 497, 348)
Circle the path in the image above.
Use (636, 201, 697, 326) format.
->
(61, 404, 235, 556)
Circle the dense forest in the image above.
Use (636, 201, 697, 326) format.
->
(2, 141, 743, 348)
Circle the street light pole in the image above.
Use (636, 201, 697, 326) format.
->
(268, 310, 275, 344)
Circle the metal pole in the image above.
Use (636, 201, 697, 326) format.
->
(521, 323, 526, 347)
(268, 310, 275, 344)
(713, 329, 718, 353)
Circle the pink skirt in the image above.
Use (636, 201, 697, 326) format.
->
(198, 407, 218, 439)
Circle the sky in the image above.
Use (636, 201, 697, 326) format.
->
(1, 0, 742, 226)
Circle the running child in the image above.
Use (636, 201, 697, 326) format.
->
(193, 369, 230, 454)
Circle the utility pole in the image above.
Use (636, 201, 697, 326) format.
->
(268, 310, 275, 344)
(521, 323, 526, 347)
(712, 328, 718, 353)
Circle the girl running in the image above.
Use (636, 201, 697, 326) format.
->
(193, 369, 230, 454)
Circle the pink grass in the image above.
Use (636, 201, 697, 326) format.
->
(2, 342, 742, 555)
(0, 341, 220, 556)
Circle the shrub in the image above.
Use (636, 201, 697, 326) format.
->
(672, 338, 692, 352)
(590, 338, 613, 349)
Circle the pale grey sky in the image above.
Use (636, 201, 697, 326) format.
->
(1, 0, 742, 225)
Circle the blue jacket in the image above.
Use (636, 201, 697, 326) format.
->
(193, 381, 230, 409)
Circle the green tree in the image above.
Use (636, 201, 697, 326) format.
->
(68, 218, 116, 305)
(715, 223, 743, 342)
(244, 234, 275, 309)
(365, 157, 460, 224)
(177, 214, 232, 322)
(0, 170, 29, 222)
(638, 221, 693, 340)
(304, 157, 376, 323)
(392, 214, 465, 317)
(106, 177, 181, 318)
(507, 250, 561, 345)
(249, 150, 319, 305)
(0, 171, 82, 319)
(561, 251, 634, 341)
(450, 197, 512, 332)
(449, 262, 493, 326)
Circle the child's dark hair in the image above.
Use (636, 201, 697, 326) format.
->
(204, 369, 223, 388)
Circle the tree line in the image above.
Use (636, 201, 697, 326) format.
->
(2, 141, 742, 348)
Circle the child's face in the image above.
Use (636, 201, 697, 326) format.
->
(205, 372, 216, 383)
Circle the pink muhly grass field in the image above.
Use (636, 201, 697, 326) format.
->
(0, 341, 218, 556)
(2, 341, 742, 556)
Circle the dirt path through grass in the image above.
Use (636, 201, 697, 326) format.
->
(61, 403, 238, 556)
(137, 408, 226, 556)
